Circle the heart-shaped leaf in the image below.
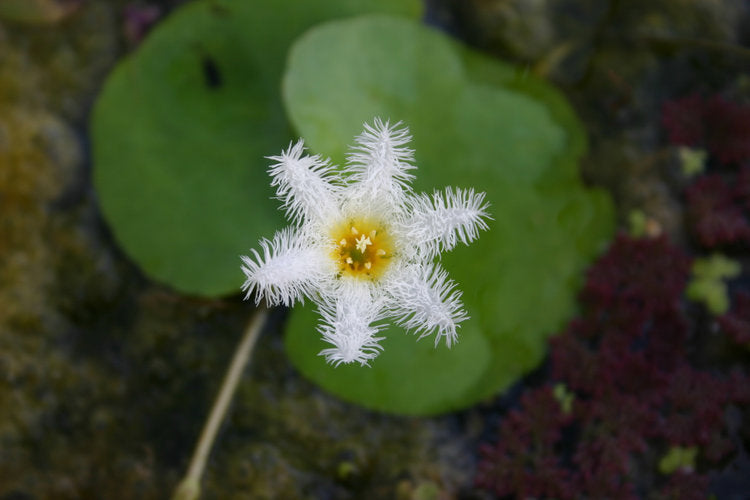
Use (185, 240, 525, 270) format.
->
(92, 0, 421, 296)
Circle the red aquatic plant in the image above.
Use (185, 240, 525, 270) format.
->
(701, 96, 750, 165)
(718, 291, 750, 345)
(685, 174, 750, 248)
(475, 386, 575, 499)
(476, 234, 749, 498)
(656, 363, 733, 452)
(734, 164, 750, 211)
(581, 233, 691, 315)
(662, 94, 750, 165)
(662, 94, 705, 147)
(654, 472, 711, 500)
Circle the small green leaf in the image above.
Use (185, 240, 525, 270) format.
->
(686, 254, 741, 315)
(553, 383, 575, 414)
(658, 446, 698, 475)
(282, 16, 614, 414)
(92, 0, 421, 296)
(678, 146, 707, 177)
(628, 210, 648, 238)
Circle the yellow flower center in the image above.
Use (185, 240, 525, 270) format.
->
(331, 218, 393, 279)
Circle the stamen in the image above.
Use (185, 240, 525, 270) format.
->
(355, 235, 372, 253)
(330, 217, 393, 280)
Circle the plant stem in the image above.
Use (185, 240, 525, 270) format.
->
(172, 306, 269, 500)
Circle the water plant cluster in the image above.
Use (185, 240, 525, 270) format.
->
(476, 233, 750, 497)
(475, 91, 750, 498)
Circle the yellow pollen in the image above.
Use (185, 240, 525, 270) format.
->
(355, 235, 372, 253)
(331, 218, 393, 280)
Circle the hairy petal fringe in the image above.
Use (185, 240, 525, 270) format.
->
(240, 227, 329, 307)
(387, 263, 468, 347)
(345, 118, 415, 207)
(318, 282, 386, 366)
(267, 139, 340, 224)
(400, 187, 490, 259)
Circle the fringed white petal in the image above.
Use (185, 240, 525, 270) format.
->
(243, 120, 491, 366)
(386, 263, 468, 347)
(317, 281, 385, 366)
(240, 227, 330, 307)
(267, 140, 340, 225)
(345, 118, 415, 208)
(398, 187, 490, 259)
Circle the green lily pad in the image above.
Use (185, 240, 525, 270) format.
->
(283, 15, 614, 414)
(92, 0, 421, 296)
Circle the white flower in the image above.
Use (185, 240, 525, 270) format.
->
(241, 119, 490, 366)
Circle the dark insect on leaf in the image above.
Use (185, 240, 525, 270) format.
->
(201, 56, 222, 89)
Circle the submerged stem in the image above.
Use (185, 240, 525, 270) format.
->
(172, 306, 269, 500)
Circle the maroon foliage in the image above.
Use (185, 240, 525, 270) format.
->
(656, 364, 731, 451)
(654, 472, 711, 500)
(662, 94, 750, 165)
(719, 291, 750, 345)
(662, 94, 705, 147)
(582, 233, 691, 316)
(476, 386, 575, 499)
(685, 175, 750, 247)
(573, 435, 639, 500)
(549, 327, 600, 395)
(701, 96, 750, 165)
(734, 164, 750, 211)
(476, 234, 749, 499)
